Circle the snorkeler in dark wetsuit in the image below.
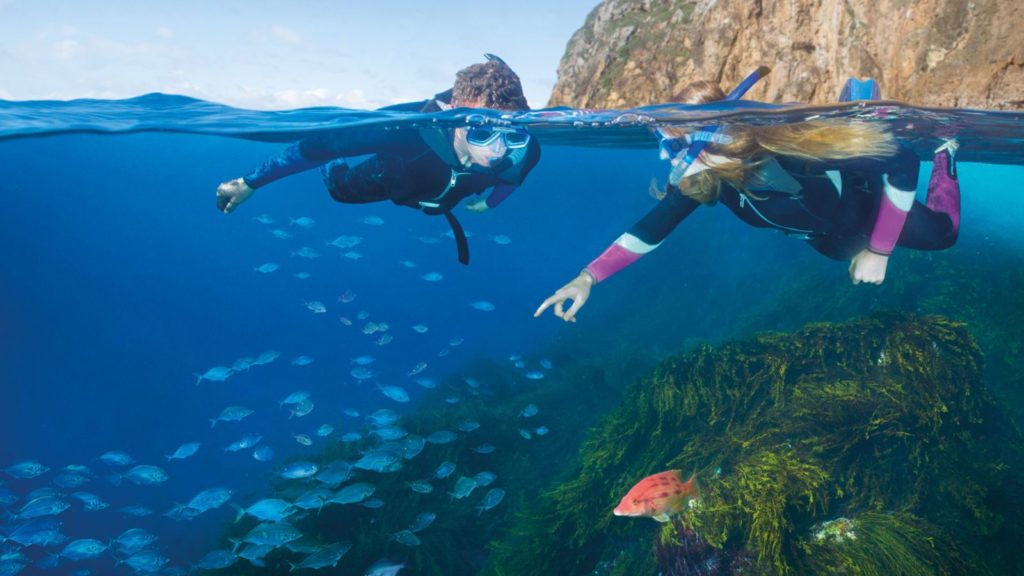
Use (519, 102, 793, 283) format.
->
(215, 54, 540, 265)
(535, 75, 961, 323)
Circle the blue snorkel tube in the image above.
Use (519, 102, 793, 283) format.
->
(661, 66, 771, 186)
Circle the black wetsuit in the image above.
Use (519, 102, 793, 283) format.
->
(585, 147, 959, 283)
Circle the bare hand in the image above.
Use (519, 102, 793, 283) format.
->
(465, 199, 489, 213)
(534, 271, 594, 323)
(216, 177, 254, 214)
(849, 249, 889, 285)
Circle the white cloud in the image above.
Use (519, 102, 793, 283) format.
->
(53, 38, 80, 59)
(270, 26, 303, 45)
(156, 27, 173, 39)
(0, 88, 13, 100)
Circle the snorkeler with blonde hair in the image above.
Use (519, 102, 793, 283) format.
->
(535, 74, 961, 322)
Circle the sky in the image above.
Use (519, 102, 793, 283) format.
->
(0, 0, 599, 110)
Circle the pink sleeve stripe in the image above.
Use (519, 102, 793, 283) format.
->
(586, 243, 644, 283)
(869, 193, 910, 255)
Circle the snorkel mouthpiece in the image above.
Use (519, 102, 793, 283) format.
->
(662, 66, 771, 185)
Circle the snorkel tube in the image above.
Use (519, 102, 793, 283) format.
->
(661, 66, 772, 186)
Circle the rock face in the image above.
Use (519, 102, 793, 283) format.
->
(549, 0, 1024, 110)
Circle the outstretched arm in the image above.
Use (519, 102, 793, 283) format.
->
(535, 187, 699, 322)
(215, 125, 415, 213)
(850, 148, 920, 284)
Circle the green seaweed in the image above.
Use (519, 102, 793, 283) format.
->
(487, 314, 1024, 575)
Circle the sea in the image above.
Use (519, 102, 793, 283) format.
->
(1, 94, 1023, 575)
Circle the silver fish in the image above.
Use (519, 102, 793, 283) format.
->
(70, 491, 108, 511)
(166, 442, 201, 461)
(112, 528, 158, 554)
(290, 216, 316, 228)
(392, 529, 421, 546)
(329, 482, 376, 505)
(449, 476, 478, 500)
(194, 366, 233, 385)
(354, 451, 402, 472)
(253, 446, 274, 462)
(290, 399, 315, 418)
(328, 235, 362, 249)
(3, 460, 49, 479)
(6, 518, 67, 547)
(253, 350, 280, 365)
(292, 246, 321, 259)
(279, 390, 311, 406)
(280, 461, 319, 479)
(366, 559, 406, 576)
(209, 406, 254, 428)
(121, 465, 169, 486)
(291, 541, 352, 570)
(405, 480, 434, 494)
(196, 549, 237, 570)
(456, 420, 481, 432)
(186, 487, 234, 514)
(402, 435, 426, 460)
(121, 551, 169, 573)
(377, 383, 410, 403)
(60, 539, 107, 560)
(520, 403, 539, 417)
(409, 511, 437, 533)
(476, 488, 506, 514)
(426, 430, 457, 444)
(366, 409, 399, 427)
(234, 522, 302, 550)
(233, 498, 294, 523)
(99, 450, 134, 463)
(474, 471, 497, 487)
(434, 461, 457, 479)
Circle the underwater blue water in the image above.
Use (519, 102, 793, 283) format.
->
(1, 95, 1023, 575)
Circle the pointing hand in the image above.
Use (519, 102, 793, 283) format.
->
(534, 271, 595, 323)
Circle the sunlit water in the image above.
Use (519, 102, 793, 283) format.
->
(1, 95, 1022, 575)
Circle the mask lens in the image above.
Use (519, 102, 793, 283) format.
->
(466, 127, 500, 146)
(503, 130, 530, 148)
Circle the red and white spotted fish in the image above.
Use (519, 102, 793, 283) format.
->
(613, 469, 698, 522)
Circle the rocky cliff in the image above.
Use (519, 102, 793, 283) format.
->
(549, 0, 1024, 110)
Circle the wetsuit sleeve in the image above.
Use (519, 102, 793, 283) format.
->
(585, 188, 700, 283)
(242, 125, 415, 189)
(868, 148, 920, 255)
(485, 183, 517, 208)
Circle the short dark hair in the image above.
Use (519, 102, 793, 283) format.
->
(452, 60, 529, 111)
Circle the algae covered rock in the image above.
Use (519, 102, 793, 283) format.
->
(488, 313, 1023, 575)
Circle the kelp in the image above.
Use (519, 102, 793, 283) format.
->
(487, 314, 1023, 575)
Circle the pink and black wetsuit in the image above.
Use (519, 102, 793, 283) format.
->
(585, 146, 960, 284)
